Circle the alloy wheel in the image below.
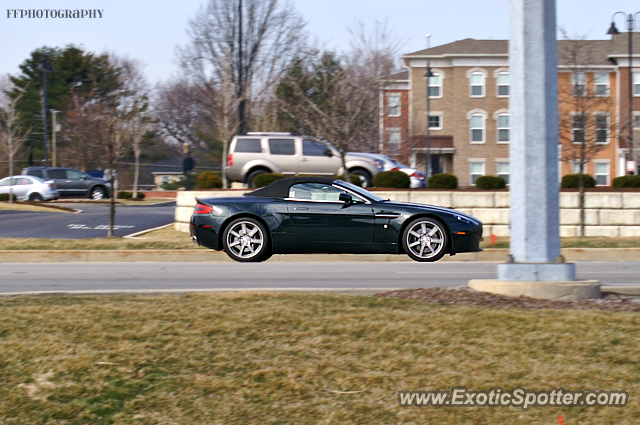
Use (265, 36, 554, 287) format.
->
(225, 220, 265, 260)
(404, 219, 446, 260)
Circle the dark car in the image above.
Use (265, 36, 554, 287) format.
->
(190, 177, 483, 262)
(22, 167, 111, 199)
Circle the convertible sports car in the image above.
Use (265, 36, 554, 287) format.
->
(190, 177, 483, 262)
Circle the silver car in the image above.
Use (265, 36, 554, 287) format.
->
(0, 175, 59, 201)
(346, 153, 426, 188)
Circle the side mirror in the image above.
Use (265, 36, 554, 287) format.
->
(339, 193, 352, 203)
(324, 149, 333, 157)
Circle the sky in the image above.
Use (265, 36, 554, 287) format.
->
(1, 0, 638, 85)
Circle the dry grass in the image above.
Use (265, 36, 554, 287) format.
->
(0, 226, 203, 251)
(481, 236, 640, 249)
(0, 202, 69, 213)
(0, 292, 638, 424)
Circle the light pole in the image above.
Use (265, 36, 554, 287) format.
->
(607, 11, 640, 174)
(424, 34, 435, 181)
(50, 109, 59, 167)
(38, 56, 54, 167)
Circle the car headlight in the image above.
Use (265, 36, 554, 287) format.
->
(454, 214, 472, 224)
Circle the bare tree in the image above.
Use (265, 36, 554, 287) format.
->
(558, 33, 617, 236)
(0, 81, 32, 204)
(177, 0, 307, 187)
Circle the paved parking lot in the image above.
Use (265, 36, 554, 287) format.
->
(0, 202, 176, 239)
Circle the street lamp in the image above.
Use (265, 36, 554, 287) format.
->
(607, 11, 640, 174)
(424, 34, 435, 181)
(37, 56, 54, 167)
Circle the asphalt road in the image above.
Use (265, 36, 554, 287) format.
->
(0, 261, 638, 295)
(0, 202, 176, 239)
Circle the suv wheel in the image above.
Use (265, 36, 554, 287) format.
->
(90, 187, 106, 200)
(247, 170, 268, 188)
(349, 170, 372, 188)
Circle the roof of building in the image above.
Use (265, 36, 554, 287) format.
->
(381, 70, 409, 81)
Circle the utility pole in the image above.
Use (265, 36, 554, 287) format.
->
(50, 109, 59, 167)
(38, 57, 54, 166)
(237, 0, 246, 134)
(424, 34, 434, 181)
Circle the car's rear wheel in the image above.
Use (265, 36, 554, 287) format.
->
(223, 218, 270, 262)
(402, 217, 448, 262)
(90, 187, 106, 200)
(349, 169, 372, 188)
(29, 193, 43, 201)
(247, 170, 268, 188)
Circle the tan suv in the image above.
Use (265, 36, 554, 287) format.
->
(226, 132, 382, 187)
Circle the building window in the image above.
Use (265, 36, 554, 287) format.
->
(497, 114, 510, 143)
(633, 113, 640, 129)
(497, 73, 509, 96)
(594, 72, 609, 96)
(428, 115, 442, 129)
(470, 72, 485, 97)
(470, 162, 485, 185)
(572, 114, 585, 143)
(470, 114, 485, 143)
(572, 161, 587, 174)
(595, 114, 609, 144)
(388, 129, 401, 155)
(573, 72, 586, 97)
(634, 72, 640, 95)
(428, 74, 442, 97)
(595, 162, 610, 186)
(388, 94, 400, 117)
(497, 162, 510, 184)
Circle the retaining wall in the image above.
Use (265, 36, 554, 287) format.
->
(175, 190, 640, 237)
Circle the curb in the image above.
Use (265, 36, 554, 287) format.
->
(0, 248, 639, 263)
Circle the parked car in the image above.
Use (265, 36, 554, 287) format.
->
(346, 153, 425, 188)
(0, 175, 59, 201)
(22, 167, 111, 199)
(190, 176, 483, 262)
(225, 132, 382, 187)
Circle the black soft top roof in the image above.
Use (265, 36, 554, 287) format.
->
(245, 177, 337, 198)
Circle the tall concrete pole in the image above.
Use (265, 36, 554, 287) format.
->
(498, 0, 575, 281)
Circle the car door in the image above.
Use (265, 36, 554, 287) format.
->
(64, 169, 89, 196)
(268, 138, 298, 176)
(285, 182, 374, 252)
(11, 177, 31, 199)
(45, 169, 69, 195)
(299, 139, 342, 176)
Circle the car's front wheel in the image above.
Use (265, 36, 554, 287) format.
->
(402, 217, 448, 262)
(90, 187, 106, 200)
(29, 193, 43, 202)
(222, 218, 271, 262)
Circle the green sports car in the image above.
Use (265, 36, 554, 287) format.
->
(190, 177, 483, 262)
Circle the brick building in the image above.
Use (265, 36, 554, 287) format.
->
(380, 34, 640, 186)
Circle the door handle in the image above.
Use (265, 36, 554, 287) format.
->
(293, 207, 309, 211)
(301, 158, 308, 162)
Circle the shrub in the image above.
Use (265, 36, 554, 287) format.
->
(561, 173, 595, 188)
(197, 171, 223, 189)
(475, 175, 507, 190)
(0, 193, 17, 202)
(428, 173, 458, 189)
(254, 173, 285, 188)
(336, 174, 363, 187)
(612, 175, 640, 188)
(136, 192, 146, 200)
(161, 174, 197, 190)
(372, 170, 411, 189)
(118, 191, 133, 199)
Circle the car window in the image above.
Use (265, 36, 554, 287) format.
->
(288, 183, 365, 203)
(16, 177, 32, 185)
(302, 139, 330, 156)
(67, 170, 84, 179)
(269, 139, 296, 155)
(26, 169, 44, 178)
(234, 138, 262, 153)
(0, 178, 8, 186)
(47, 169, 66, 179)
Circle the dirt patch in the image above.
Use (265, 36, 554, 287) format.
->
(375, 286, 640, 312)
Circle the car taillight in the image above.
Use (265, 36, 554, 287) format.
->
(194, 203, 213, 214)
(390, 167, 399, 171)
(410, 172, 418, 177)
(228, 154, 233, 167)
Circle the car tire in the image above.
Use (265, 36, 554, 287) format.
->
(246, 170, 268, 188)
(29, 193, 43, 202)
(349, 169, 372, 188)
(222, 217, 271, 262)
(402, 217, 448, 262)
(90, 186, 106, 200)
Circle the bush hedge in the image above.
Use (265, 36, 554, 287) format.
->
(561, 173, 595, 188)
(336, 174, 363, 187)
(0, 193, 17, 202)
(254, 173, 285, 188)
(475, 175, 507, 190)
(428, 173, 458, 189)
(372, 170, 411, 189)
(118, 191, 145, 200)
(197, 171, 223, 189)
(612, 175, 640, 188)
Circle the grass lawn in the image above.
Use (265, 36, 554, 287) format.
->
(0, 226, 204, 251)
(481, 236, 640, 249)
(0, 293, 637, 424)
(0, 202, 69, 213)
